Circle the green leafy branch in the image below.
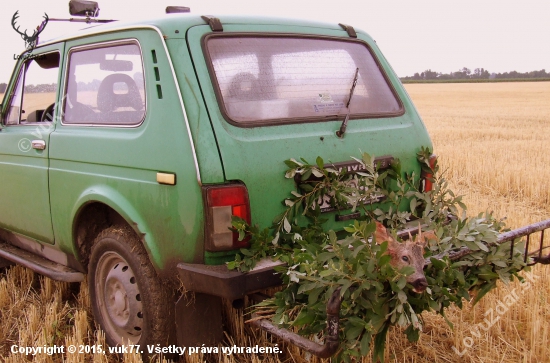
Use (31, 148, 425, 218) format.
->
(229, 148, 527, 362)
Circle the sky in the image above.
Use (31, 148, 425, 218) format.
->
(0, 0, 548, 82)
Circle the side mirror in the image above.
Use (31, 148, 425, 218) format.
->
(69, 0, 100, 17)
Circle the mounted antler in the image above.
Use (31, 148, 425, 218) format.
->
(11, 11, 28, 40)
(11, 11, 49, 50)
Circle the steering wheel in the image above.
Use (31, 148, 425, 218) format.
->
(41, 103, 56, 122)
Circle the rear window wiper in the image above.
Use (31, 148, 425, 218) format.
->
(336, 67, 359, 138)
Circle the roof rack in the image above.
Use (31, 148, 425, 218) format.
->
(50, 0, 116, 25)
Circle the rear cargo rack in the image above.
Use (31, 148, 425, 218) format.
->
(428, 218, 550, 264)
(249, 218, 550, 359)
(499, 219, 550, 265)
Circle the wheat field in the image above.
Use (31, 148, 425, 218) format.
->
(0, 82, 549, 362)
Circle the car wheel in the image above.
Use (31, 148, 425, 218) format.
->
(88, 226, 173, 350)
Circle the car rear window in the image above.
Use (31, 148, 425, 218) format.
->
(204, 35, 402, 126)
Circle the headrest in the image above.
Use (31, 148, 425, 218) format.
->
(97, 73, 143, 112)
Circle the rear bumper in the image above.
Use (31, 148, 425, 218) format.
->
(176, 258, 284, 300)
(176, 218, 451, 300)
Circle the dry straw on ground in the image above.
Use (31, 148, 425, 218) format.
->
(0, 82, 549, 362)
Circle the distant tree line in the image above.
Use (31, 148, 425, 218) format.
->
(24, 83, 57, 93)
(402, 68, 550, 81)
(0, 79, 128, 94)
(0, 83, 58, 93)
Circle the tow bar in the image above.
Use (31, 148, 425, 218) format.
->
(249, 287, 342, 359)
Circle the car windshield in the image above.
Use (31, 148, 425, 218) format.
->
(205, 36, 402, 125)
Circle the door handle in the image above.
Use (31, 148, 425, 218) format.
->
(31, 140, 46, 150)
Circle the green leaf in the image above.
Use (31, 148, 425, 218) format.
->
(312, 168, 324, 178)
(451, 261, 471, 268)
(272, 232, 280, 245)
(284, 158, 302, 168)
(475, 241, 489, 252)
(340, 280, 353, 297)
(409, 198, 417, 212)
(364, 221, 377, 236)
(471, 281, 497, 305)
(240, 248, 253, 256)
(297, 282, 319, 294)
(404, 324, 420, 342)
(316, 156, 324, 169)
(346, 324, 364, 341)
(397, 290, 407, 303)
(378, 255, 391, 266)
(399, 266, 415, 276)
(301, 169, 313, 181)
(360, 331, 371, 355)
(373, 322, 389, 363)
(308, 287, 325, 305)
(283, 217, 292, 233)
(430, 257, 447, 269)
(492, 260, 508, 268)
(292, 309, 315, 327)
(317, 252, 335, 262)
(397, 276, 407, 289)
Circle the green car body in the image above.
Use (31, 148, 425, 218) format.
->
(0, 12, 432, 349)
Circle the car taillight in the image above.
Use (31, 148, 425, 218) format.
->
(420, 154, 437, 192)
(203, 184, 251, 251)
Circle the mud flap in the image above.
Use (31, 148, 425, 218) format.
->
(175, 292, 223, 347)
(0, 256, 14, 268)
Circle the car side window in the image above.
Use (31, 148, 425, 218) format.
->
(5, 52, 60, 125)
(63, 42, 145, 126)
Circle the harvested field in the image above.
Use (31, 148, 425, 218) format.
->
(0, 82, 549, 362)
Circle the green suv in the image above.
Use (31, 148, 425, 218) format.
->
(0, 2, 433, 352)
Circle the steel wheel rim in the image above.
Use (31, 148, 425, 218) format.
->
(94, 251, 143, 344)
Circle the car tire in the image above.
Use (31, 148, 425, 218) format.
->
(88, 225, 173, 351)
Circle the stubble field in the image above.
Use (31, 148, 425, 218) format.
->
(0, 81, 549, 362)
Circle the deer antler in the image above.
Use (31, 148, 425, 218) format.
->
(11, 11, 29, 39)
(30, 13, 49, 42)
(11, 11, 49, 49)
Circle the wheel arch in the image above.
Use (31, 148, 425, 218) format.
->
(71, 186, 160, 271)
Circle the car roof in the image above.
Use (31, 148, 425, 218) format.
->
(36, 13, 353, 48)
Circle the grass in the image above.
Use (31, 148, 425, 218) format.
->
(401, 78, 550, 84)
(1, 81, 550, 362)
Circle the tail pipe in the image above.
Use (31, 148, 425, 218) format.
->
(249, 287, 342, 359)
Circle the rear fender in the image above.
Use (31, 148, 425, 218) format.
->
(70, 186, 161, 269)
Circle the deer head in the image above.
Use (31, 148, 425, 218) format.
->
(12, 11, 49, 50)
(374, 221, 438, 293)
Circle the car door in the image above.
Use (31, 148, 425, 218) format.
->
(0, 43, 65, 244)
(185, 23, 429, 230)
